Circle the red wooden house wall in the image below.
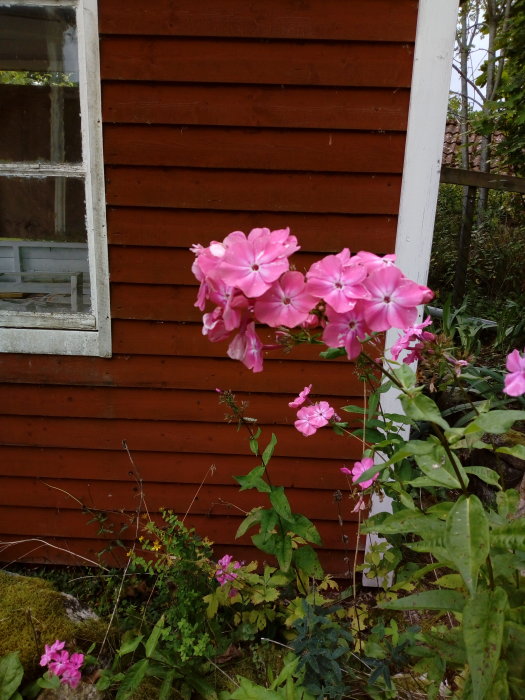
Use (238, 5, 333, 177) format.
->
(0, 0, 418, 575)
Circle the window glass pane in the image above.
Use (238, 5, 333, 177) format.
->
(0, 176, 90, 314)
(0, 6, 81, 163)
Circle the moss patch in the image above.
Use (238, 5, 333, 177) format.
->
(0, 572, 108, 678)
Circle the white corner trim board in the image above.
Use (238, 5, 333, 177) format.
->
(363, 0, 460, 586)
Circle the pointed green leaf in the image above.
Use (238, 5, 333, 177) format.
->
(274, 534, 293, 572)
(360, 508, 445, 538)
(415, 449, 464, 489)
(117, 634, 144, 657)
(158, 670, 177, 700)
(269, 487, 292, 521)
(235, 466, 271, 493)
(145, 615, 165, 658)
(262, 433, 278, 465)
(0, 652, 23, 700)
(495, 444, 525, 460)
(379, 589, 466, 612)
(445, 495, 490, 595)
(400, 393, 449, 430)
(463, 467, 501, 489)
(292, 545, 324, 578)
(468, 410, 525, 435)
(393, 365, 417, 390)
(287, 513, 322, 545)
(115, 659, 149, 700)
(463, 587, 507, 700)
(490, 519, 525, 550)
(236, 508, 263, 539)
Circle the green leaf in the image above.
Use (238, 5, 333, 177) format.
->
(117, 634, 144, 657)
(463, 587, 507, 700)
(400, 393, 450, 431)
(287, 513, 322, 545)
(379, 589, 466, 612)
(236, 508, 263, 539)
(319, 347, 347, 359)
(235, 466, 271, 493)
(495, 444, 525, 460)
(292, 546, 324, 578)
(463, 466, 502, 489)
(269, 487, 293, 521)
(262, 433, 278, 465)
(393, 364, 417, 390)
(341, 404, 366, 414)
(468, 410, 525, 435)
(360, 508, 444, 537)
(274, 534, 293, 572)
(445, 495, 490, 595)
(115, 659, 150, 700)
(415, 450, 464, 489)
(0, 652, 24, 700)
(490, 519, 525, 550)
(158, 670, 177, 700)
(145, 615, 165, 658)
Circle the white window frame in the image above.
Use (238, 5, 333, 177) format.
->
(0, 0, 111, 357)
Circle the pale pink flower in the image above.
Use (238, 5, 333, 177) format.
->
(353, 251, 396, 273)
(306, 252, 368, 313)
(322, 304, 368, 360)
(351, 496, 367, 513)
(341, 457, 378, 489)
(289, 384, 312, 408)
(390, 316, 435, 362)
(254, 271, 318, 327)
(227, 322, 264, 372)
(219, 228, 296, 297)
(215, 554, 242, 586)
(202, 308, 230, 342)
(504, 348, 525, 397)
(40, 640, 65, 667)
(301, 313, 320, 329)
(295, 405, 321, 436)
(362, 266, 433, 331)
(294, 401, 334, 436)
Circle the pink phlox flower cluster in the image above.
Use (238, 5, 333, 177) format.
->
(215, 554, 242, 587)
(341, 457, 379, 490)
(294, 400, 335, 437)
(191, 230, 433, 370)
(390, 316, 436, 364)
(40, 640, 84, 689)
(504, 348, 525, 397)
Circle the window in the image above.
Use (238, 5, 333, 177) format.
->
(0, 0, 111, 356)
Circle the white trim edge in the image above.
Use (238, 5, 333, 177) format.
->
(362, 0, 460, 586)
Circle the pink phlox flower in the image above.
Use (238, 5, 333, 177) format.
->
(390, 316, 435, 362)
(322, 304, 368, 360)
(504, 348, 525, 397)
(227, 322, 264, 372)
(202, 308, 230, 342)
(219, 228, 295, 297)
(295, 401, 334, 436)
(362, 266, 433, 332)
(306, 253, 369, 313)
(248, 226, 300, 258)
(310, 401, 335, 426)
(289, 384, 313, 408)
(60, 666, 82, 689)
(301, 313, 320, 329)
(207, 280, 248, 331)
(48, 650, 71, 677)
(341, 457, 379, 489)
(353, 251, 396, 273)
(351, 495, 367, 513)
(215, 554, 242, 586)
(254, 271, 318, 327)
(40, 640, 65, 667)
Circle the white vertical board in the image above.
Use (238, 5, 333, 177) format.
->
(362, 0, 460, 586)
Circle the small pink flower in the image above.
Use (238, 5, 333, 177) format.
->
(306, 252, 368, 313)
(341, 457, 378, 489)
(362, 267, 433, 332)
(322, 304, 368, 360)
(60, 666, 82, 689)
(504, 348, 525, 397)
(289, 384, 312, 408)
(294, 401, 334, 436)
(227, 322, 264, 372)
(254, 271, 318, 327)
(40, 640, 65, 667)
(215, 555, 242, 586)
(390, 316, 435, 362)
